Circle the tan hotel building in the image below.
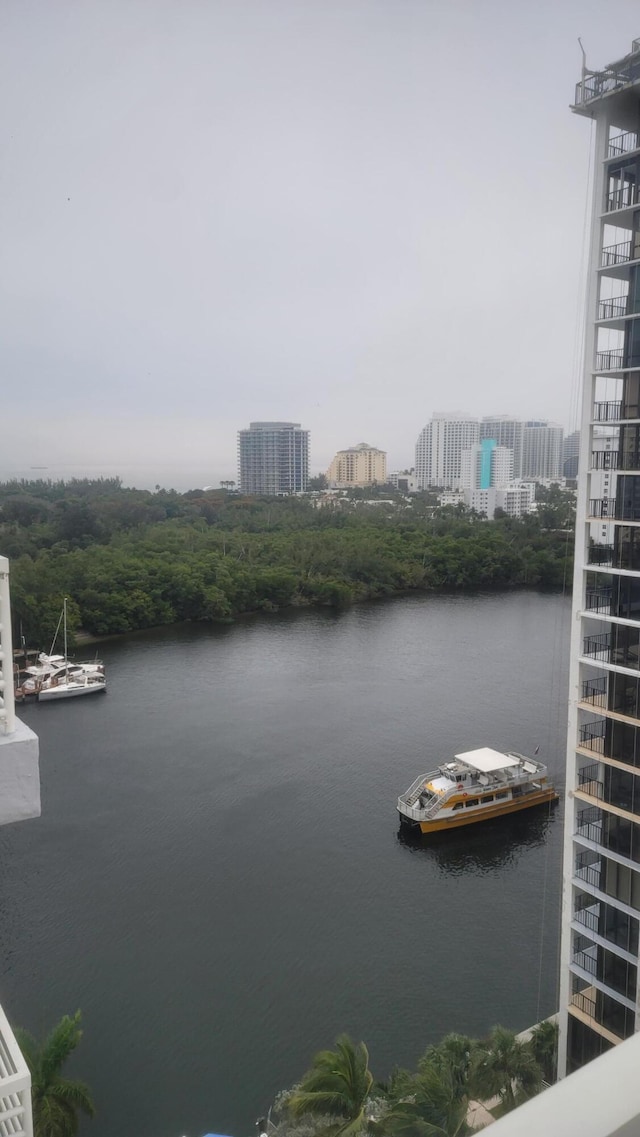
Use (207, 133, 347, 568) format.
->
(326, 443, 387, 488)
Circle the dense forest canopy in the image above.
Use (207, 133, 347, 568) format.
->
(0, 478, 575, 646)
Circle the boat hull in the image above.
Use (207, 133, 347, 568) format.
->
(38, 683, 107, 701)
(398, 787, 558, 834)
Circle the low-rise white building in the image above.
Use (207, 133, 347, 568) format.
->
(465, 481, 536, 518)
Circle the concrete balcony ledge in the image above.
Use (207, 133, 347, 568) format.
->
(0, 717, 40, 826)
(488, 1030, 640, 1136)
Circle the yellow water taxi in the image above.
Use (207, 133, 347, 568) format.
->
(397, 747, 558, 834)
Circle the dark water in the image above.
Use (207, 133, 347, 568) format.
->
(0, 592, 570, 1137)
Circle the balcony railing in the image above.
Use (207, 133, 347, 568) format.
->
(570, 988, 598, 1018)
(606, 184, 640, 212)
(0, 1002, 33, 1137)
(582, 633, 612, 663)
(574, 904, 600, 934)
(579, 723, 606, 756)
(595, 349, 626, 371)
(576, 806, 603, 845)
(573, 948, 599, 976)
(581, 675, 608, 705)
(591, 450, 619, 470)
(609, 131, 640, 157)
(576, 853, 603, 889)
(578, 762, 605, 799)
(584, 588, 612, 614)
(598, 296, 629, 320)
(587, 544, 615, 566)
(602, 240, 632, 266)
(593, 401, 623, 421)
(589, 498, 618, 518)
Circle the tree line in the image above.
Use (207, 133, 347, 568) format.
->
(0, 478, 575, 646)
(273, 1022, 558, 1136)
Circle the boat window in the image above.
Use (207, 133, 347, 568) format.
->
(483, 794, 494, 803)
(452, 801, 464, 810)
(495, 791, 508, 800)
(464, 798, 480, 808)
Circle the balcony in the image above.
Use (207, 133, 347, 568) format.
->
(577, 761, 604, 799)
(584, 588, 612, 615)
(572, 946, 599, 976)
(602, 239, 632, 266)
(587, 544, 615, 566)
(576, 805, 603, 844)
(595, 397, 622, 420)
(589, 498, 617, 518)
(576, 850, 603, 889)
(591, 449, 619, 470)
(0, 1002, 33, 1137)
(581, 675, 608, 706)
(595, 349, 625, 371)
(606, 183, 640, 212)
(609, 131, 640, 157)
(582, 633, 613, 664)
(598, 296, 628, 320)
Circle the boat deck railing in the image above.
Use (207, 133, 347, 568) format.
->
(397, 758, 547, 821)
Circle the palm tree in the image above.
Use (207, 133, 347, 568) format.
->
(470, 1026, 542, 1113)
(380, 1062, 469, 1137)
(287, 1034, 373, 1136)
(527, 1020, 559, 1085)
(418, 1034, 477, 1101)
(15, 1011, 95, 1137)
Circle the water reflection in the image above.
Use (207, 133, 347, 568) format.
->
(396, 801, 560, 875)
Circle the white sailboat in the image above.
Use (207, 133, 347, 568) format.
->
(25, 599, 107, 701)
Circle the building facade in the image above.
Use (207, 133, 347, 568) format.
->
(480, 416, 525, 479)
(326, 443, 386, 487)
(460, 439, 514, 491)
(564, 429, 581, 479)
(0, 555, 40, 1137)
(559, 38, 640, 1078)
(237, 422, 309, 495)
(415, 413, 479, 489)
(521, 420, 564, 480)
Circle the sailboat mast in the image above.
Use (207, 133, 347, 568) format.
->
(63, 597, 68, 666)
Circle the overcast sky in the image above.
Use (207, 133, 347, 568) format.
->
(2, 0, 640, 489)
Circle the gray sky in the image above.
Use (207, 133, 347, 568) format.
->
(2, 0, 640, 489)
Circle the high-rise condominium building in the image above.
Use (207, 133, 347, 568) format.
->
(564, 429, 581, 479)
(460, 439, 514, 491)
(238, 422, 309, 495)
(480, 416, 525, 479)
(559, 38, 640, 1079)
(326, 443, 387, 487)
(521, 420, 564, 479)
(415, 413, 479, 489)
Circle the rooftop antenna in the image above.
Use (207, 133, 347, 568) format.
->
(578, 37, 587, 85)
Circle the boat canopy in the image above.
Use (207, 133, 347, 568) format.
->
(455, 747, 521, 773)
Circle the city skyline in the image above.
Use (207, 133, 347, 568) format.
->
(4, 1, 640, 491)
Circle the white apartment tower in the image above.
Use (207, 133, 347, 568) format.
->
(559, 39, 640, 1078)
(415, 413, 479, 489)
(237, 422, 309, 495)
(521, 420, 564, 480)
(480, 416, 525, 479)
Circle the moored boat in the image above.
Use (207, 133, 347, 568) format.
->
(397, 746, 558, 834)
(16, 599, 106, 702)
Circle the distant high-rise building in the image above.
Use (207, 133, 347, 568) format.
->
(480, 416, 525, 479)
(237, 422, 309, 495)
(415, 413, 479, 488)
(460, 439, 514, 491)
(326, 443, 387, 487)
(521, 420, 564, 479)
(563, 429, 581, 478)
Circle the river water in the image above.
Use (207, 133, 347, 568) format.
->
(0, 592, 570, 1137)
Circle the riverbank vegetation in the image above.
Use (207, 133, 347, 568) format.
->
(0, 479, 575, 646)
(273, 1023, 558, 1136)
